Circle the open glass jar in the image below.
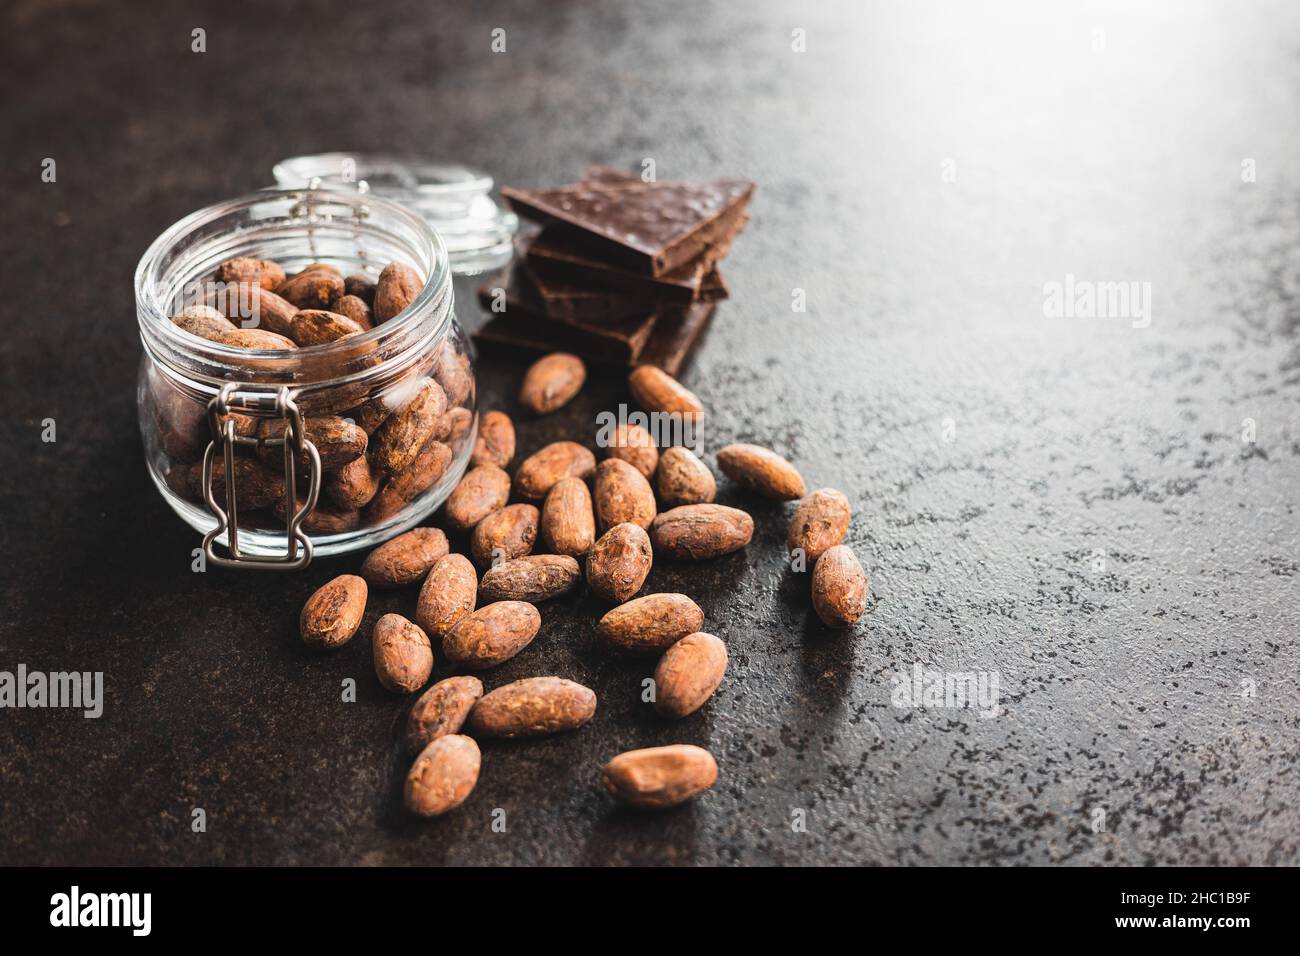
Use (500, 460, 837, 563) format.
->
(135, 188, 476, 566)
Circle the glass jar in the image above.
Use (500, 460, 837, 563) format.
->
(135, 187, 476, 567)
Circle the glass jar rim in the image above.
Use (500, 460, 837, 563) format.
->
(135, 187, 453, 389)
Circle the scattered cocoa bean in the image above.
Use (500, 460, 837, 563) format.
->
(470, 503, 538, 567)
(601, 744, 717, 809)
(514, 441, 596, 500)
(656, 446, 716, 506)
(628, 365, 704, 419)
(811, 544, 868, 627)
(445, 464, 512, 532)
(416, 553, 478, 639)
(716, 443, 806, 500)
(479, 554, 580, 603)
(597, 593, 703, 654)
(650, 504, 753, 560)
(653, 632, 727, 718)
(540, 476, 596, 558)
(788, 488, 851, 563)
(593, 458, 657, 532)
(469, 676, 596, 738)
(405, 676, 483, 753)
(300, 574, 367, 649)
(404, 734, 480, 817)
(442, 600, 541, 670)
(360, 527, 449, 588)
(519, 352, 586, 414)
(605, 423, 658, 478)
(470, 410, 516, 468)
(585, 522, 652, 603)
(372, 613, 433, 693)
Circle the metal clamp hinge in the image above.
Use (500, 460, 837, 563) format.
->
(200, 384, 320, 571)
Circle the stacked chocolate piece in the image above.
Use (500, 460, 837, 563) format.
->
(475, 166, 754, 376)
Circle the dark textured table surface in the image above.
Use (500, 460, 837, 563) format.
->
(1, 0, 1297, 866)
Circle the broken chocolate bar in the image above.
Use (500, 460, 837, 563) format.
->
(634, 300, 715, 376)
(500, 177, 754, 276)
(517, 236, 728, 322)
(476, 265, 658, 363)
(525, 210, 747, 303)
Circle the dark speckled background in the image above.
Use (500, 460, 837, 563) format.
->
(1, 0, 1297, 865)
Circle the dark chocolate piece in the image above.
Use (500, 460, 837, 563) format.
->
(515, 236, 728, 321)
(526, 210, 748, 302)
(476, 266, 658, 362)
(698, 267, 728, 303)
(634, 301, 715, 376)
(500, 178, 754, 276)
(520, 260, 651, 322)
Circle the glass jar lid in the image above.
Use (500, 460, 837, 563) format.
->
(272, 153, 517, 276)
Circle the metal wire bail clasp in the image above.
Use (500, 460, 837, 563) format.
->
(200, 384, 321, 570)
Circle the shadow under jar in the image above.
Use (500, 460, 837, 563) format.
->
(135, 188, 477, 566)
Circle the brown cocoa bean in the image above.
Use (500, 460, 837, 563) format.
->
(470, 410, 515, 468)
(244, 288, 298, 336)
(601, 744, 717, 808)
(656, 446, 716, 506)
(272, 495, 359, 535)
(443, 406, 473, 446)
(442, 601, 541, 670)
(479, 554, 580, 603)
(716, 443, 806, 500)
(324, 454, 380, 510)
(288, 309, 365, 346)
(628, 365, 704, 419)
(515, 441, 596, 500)
(333, 294, 373, 331)
(594, 458, 656, 532)
(597, 592, 703, 654)
(470, 503, 538, 567)
(191, 456, 285, 510)
(171, 304, 236, 341)
(257, 415, 367, 472)
(811, 545, 868, 627)
(519, 352, 586, 414)
(360, 527, 449, 588)
(370, 379, 447, 475)
(344, 273, 376, 304)
(300, 574, 367, 649)
(445, 464, 511, 532)
(650, 504, 753, 560)
(297, 262, 344, 278)
(585, 523, 652, 603)
(386, 438, 453, 500)
(374, 262, 423, 323)
(605, 423, 658, 478)
(653, 632, 727, 718)
(434, 342, 474, 406)
(416, 553, 478, 639)
(405, 676, 483, 753)
(404, 734, 480, 817)
(372, 613, 433, 693)
(540, 476, 596, 558)
(468, 676, 596, 738)
(788, 488, 851, 563)
(277, 269, 344, 309)
(215, 256, 285, 291)
(216, 328, 297, 350)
